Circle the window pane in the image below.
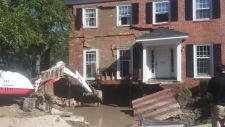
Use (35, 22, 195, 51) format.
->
(156, 13, 169, 22)
(120, 61, 130, 77)
(86, 51, 96, 78)
(119, 6, 131, 15)
(121, 17, 129, 25)
(119, 50, 130, 60)
(196, 0, 210, 9)
(197, 58, 210, 75)
(196, 9, 210, 19)
(156, 2, 169, 12)
(196, 45, 210, 57)
(85, 9, 96, 18)
(195, 0, 211, 19)
(86, 18, 96, 27)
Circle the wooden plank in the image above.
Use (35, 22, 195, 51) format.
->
(133, 98, 177, 116)
(132, 89, 172, 105)
(133, 92, 175, 109)
(132, 88, 181, 120)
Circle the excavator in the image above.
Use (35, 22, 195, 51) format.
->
(0, 61, 102, 112)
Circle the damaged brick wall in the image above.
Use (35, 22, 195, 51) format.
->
(69, 0, 225, 86)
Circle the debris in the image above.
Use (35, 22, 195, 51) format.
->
(62, 115, 89, 124)
(139, 116, 190, 127)
(0, 115, 71, 127)
(55, 97, 79, 107)
(51, 108, 73, 117)
(132, 89, 182, 120)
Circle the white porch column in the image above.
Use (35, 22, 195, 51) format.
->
(143, 46, 148, 82)
(176, 44, 182, 82)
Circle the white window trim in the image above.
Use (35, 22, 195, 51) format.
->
(116, 48, 133, 79)
(116, 4, 133, 27)
(152, 0, 170, 24)
(82, 8, 98, 28)
(193, 44, 214, 79)
(83, 49, 99, 80)
(193, 0, 212, 21)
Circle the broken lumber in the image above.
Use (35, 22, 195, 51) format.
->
(132, 89, 182, 120)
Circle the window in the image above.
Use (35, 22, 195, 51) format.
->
(83, 8, 98, 28)
(171, 48, 174, 73)
(153, 1, 170, 23)
(194, 45, 213, 78)
(151, 50, 155, 73)
(117, 5, 132, 26)
(117, 49, 132, 79)
(83, 50, 98, 80)
(193, 0, 211, 20)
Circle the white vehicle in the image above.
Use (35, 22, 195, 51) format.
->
(0, 71, 34, 95)
(0, 61, 102, 112)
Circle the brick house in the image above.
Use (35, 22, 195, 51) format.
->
(66, 0, 225, 86)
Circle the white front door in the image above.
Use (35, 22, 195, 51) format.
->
(155, 46, 171, 78)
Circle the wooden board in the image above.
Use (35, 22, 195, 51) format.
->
(132, 89, 182, 120)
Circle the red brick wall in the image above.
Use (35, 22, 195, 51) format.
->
(69, 37, 84, 74)
(69, 0, 225, 86)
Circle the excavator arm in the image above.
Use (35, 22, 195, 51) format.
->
(63, 67, 92, 93)
(34, 61, 102, 102)
(23, 61, 102, 112)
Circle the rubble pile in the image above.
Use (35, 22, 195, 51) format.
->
(0, 104, 89, 127)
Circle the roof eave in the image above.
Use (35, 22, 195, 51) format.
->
(136, 35, 189, 42)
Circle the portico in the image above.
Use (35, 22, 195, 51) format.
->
(136, 28, 188, 83)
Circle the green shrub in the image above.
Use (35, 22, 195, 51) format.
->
(180, 85, 192, 98)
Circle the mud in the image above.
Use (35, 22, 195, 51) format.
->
(70, 104, 137, 127)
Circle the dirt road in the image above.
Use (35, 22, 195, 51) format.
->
(70, 104, 137, 127)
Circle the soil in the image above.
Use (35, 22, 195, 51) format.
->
(0, 104, 88, 127)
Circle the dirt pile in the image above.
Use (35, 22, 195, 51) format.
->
(0, 104, 89, 127)
(0, 115, 71, 127)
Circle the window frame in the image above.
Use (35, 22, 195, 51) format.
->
(83, 49, 99, 80)
(152, 0, 170, 24)
(193, 44, 214, 78)
(82, 8, 98, 28)
(193, 0, 212, 21)
(116, 48, 133, 79)
(116, 4, 133, 26)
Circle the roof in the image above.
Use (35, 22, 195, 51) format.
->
(136, 28, 188, 41)
(65, 0, 115, 5)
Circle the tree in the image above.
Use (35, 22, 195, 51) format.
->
(0, 0, 70, 76)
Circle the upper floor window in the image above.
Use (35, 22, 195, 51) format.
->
(193, 0, 212, 20)
(117, 5, 132, 26)
(153, 1, 170, 24)
(83, 8, 98, 28)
